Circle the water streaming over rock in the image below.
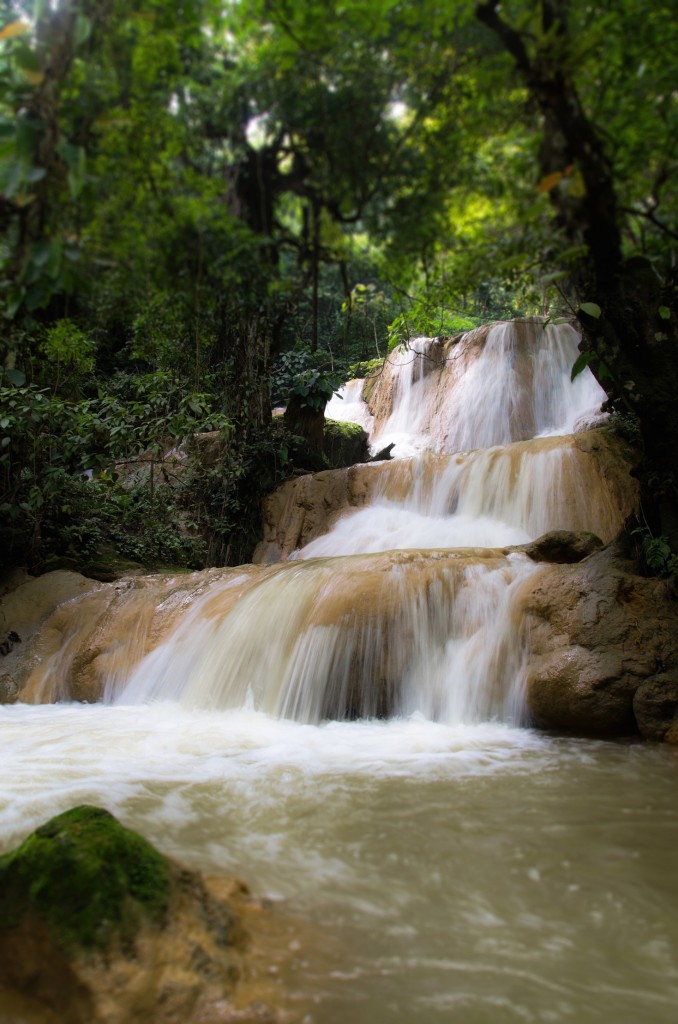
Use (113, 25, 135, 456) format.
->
(4, 319, 672, 1024)
(104, 320, 601, 717)
(13, 316, 627, 727)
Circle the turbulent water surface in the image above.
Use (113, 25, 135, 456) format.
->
(1, 704, 677, 1023)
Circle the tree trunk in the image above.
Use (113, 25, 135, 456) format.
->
(476, 0, 678, 543)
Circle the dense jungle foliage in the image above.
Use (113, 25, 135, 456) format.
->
(0, 0, 676, 573)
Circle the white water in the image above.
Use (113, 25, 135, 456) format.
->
(371, 320, 606, 457)
(1, 705, 677, 1023)
(3, 318, 668, 1024)
(296, 322, 613, 559)
(325, 378, 375, 434)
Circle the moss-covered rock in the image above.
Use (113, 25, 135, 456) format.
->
(0, 805, 269, 1023)
(323, 418, 369, 468)
(0, 806, 171, 953)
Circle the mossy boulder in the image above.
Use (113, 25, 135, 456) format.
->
(0, 806, 171, 953)
(0, 806, 255, 1023)
(323, 418, 369, 468)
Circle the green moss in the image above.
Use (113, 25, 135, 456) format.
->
(0, 806, 172, 952)
(323, 418, 369, 468)
(361, 369, 382, 405)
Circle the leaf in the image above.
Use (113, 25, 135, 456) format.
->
(570, 351, 596, 381)
(30, 240, 53, 267)
(658, 306, 670, 320)
(0, 20, 30, 41)
(567, 170, 586, 198)
(6, 368, 26, 386)
(22, 68, 45, 86)
(74, 15, 91, 47)
(26, 165, 46, 183)
(537, 171, 562, 193)
(578, 302, 602, 319)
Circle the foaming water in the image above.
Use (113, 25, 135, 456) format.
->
(1, 703, 677, 1023)
(113, 551, 538, 725)
(297, 435, 626, 558)
(325, 379, 375, 436)
(364, 320, 606, 458)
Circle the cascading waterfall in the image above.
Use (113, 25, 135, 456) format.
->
(370, 318, 605, 455)
(5, 319, 674, 1024)
(83, 316, 610, 724)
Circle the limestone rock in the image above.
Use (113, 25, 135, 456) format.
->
(254, 428, 637, 563)
(0, 806, 258, 1024)
(521, 530, 604, 564)
(521, 542, 678, 741)
(5, 566, 267, 704)
(633, 675, 678, 743)
(0, 672, 18, 703)
(253, 462, 391, 563)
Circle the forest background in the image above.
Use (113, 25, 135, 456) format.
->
(0, 0, 676, 575)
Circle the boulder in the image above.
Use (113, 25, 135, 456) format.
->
(521, 530, 604, 564)
(633, 675, 678, 743)
(521, 542, 678, 741)
(0, 806, 271, 1024)
(323, 418, 369, 468)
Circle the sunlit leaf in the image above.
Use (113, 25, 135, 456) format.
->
(0, 20, 30, 41)
(22, 68, 45, 85)
(579, 302, 602, 319)
(537, 171, 562, 193)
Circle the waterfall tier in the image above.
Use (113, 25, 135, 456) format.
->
(366, 319, 606, 457)
(7, 318, 638, 728)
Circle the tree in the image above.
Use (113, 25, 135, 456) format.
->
(475, 0, 678, 541)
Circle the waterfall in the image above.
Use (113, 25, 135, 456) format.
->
(113, 551, 535, 724)
(18, 318, 626, 727)
(370, 318, 606, 455)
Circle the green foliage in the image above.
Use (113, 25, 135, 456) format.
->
(347, 358, 383, 380)
(634, 527, 678, 581)
(388, 310, 481, 350)
(570, 349, 611, 383)
(271, 349, 346, 410)
(0, 373, 233, 571)
(0, 806, 171, 952)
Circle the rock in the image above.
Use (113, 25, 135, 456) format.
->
(572, 409, 610, 432)
(0, 806, 250, 1024)
(0, 672, 18, 703)
(253, 428, 637, 564)
(521, 530, 604, 564)
(633, 675, 678, 743)
(323, 418, 369, 468)
(0, 571, 104, 703)
(521, 542, 678, 741)
(6, 566, 265, 704)
(187, 430, 228, 468)
(252, 462, 393, 562)
(369, 442, 396, 462)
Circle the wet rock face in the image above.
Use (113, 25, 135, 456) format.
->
(521, 543, 678, 742)
(521, 530, 604, 564)
(0, 806, 251, 1024)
